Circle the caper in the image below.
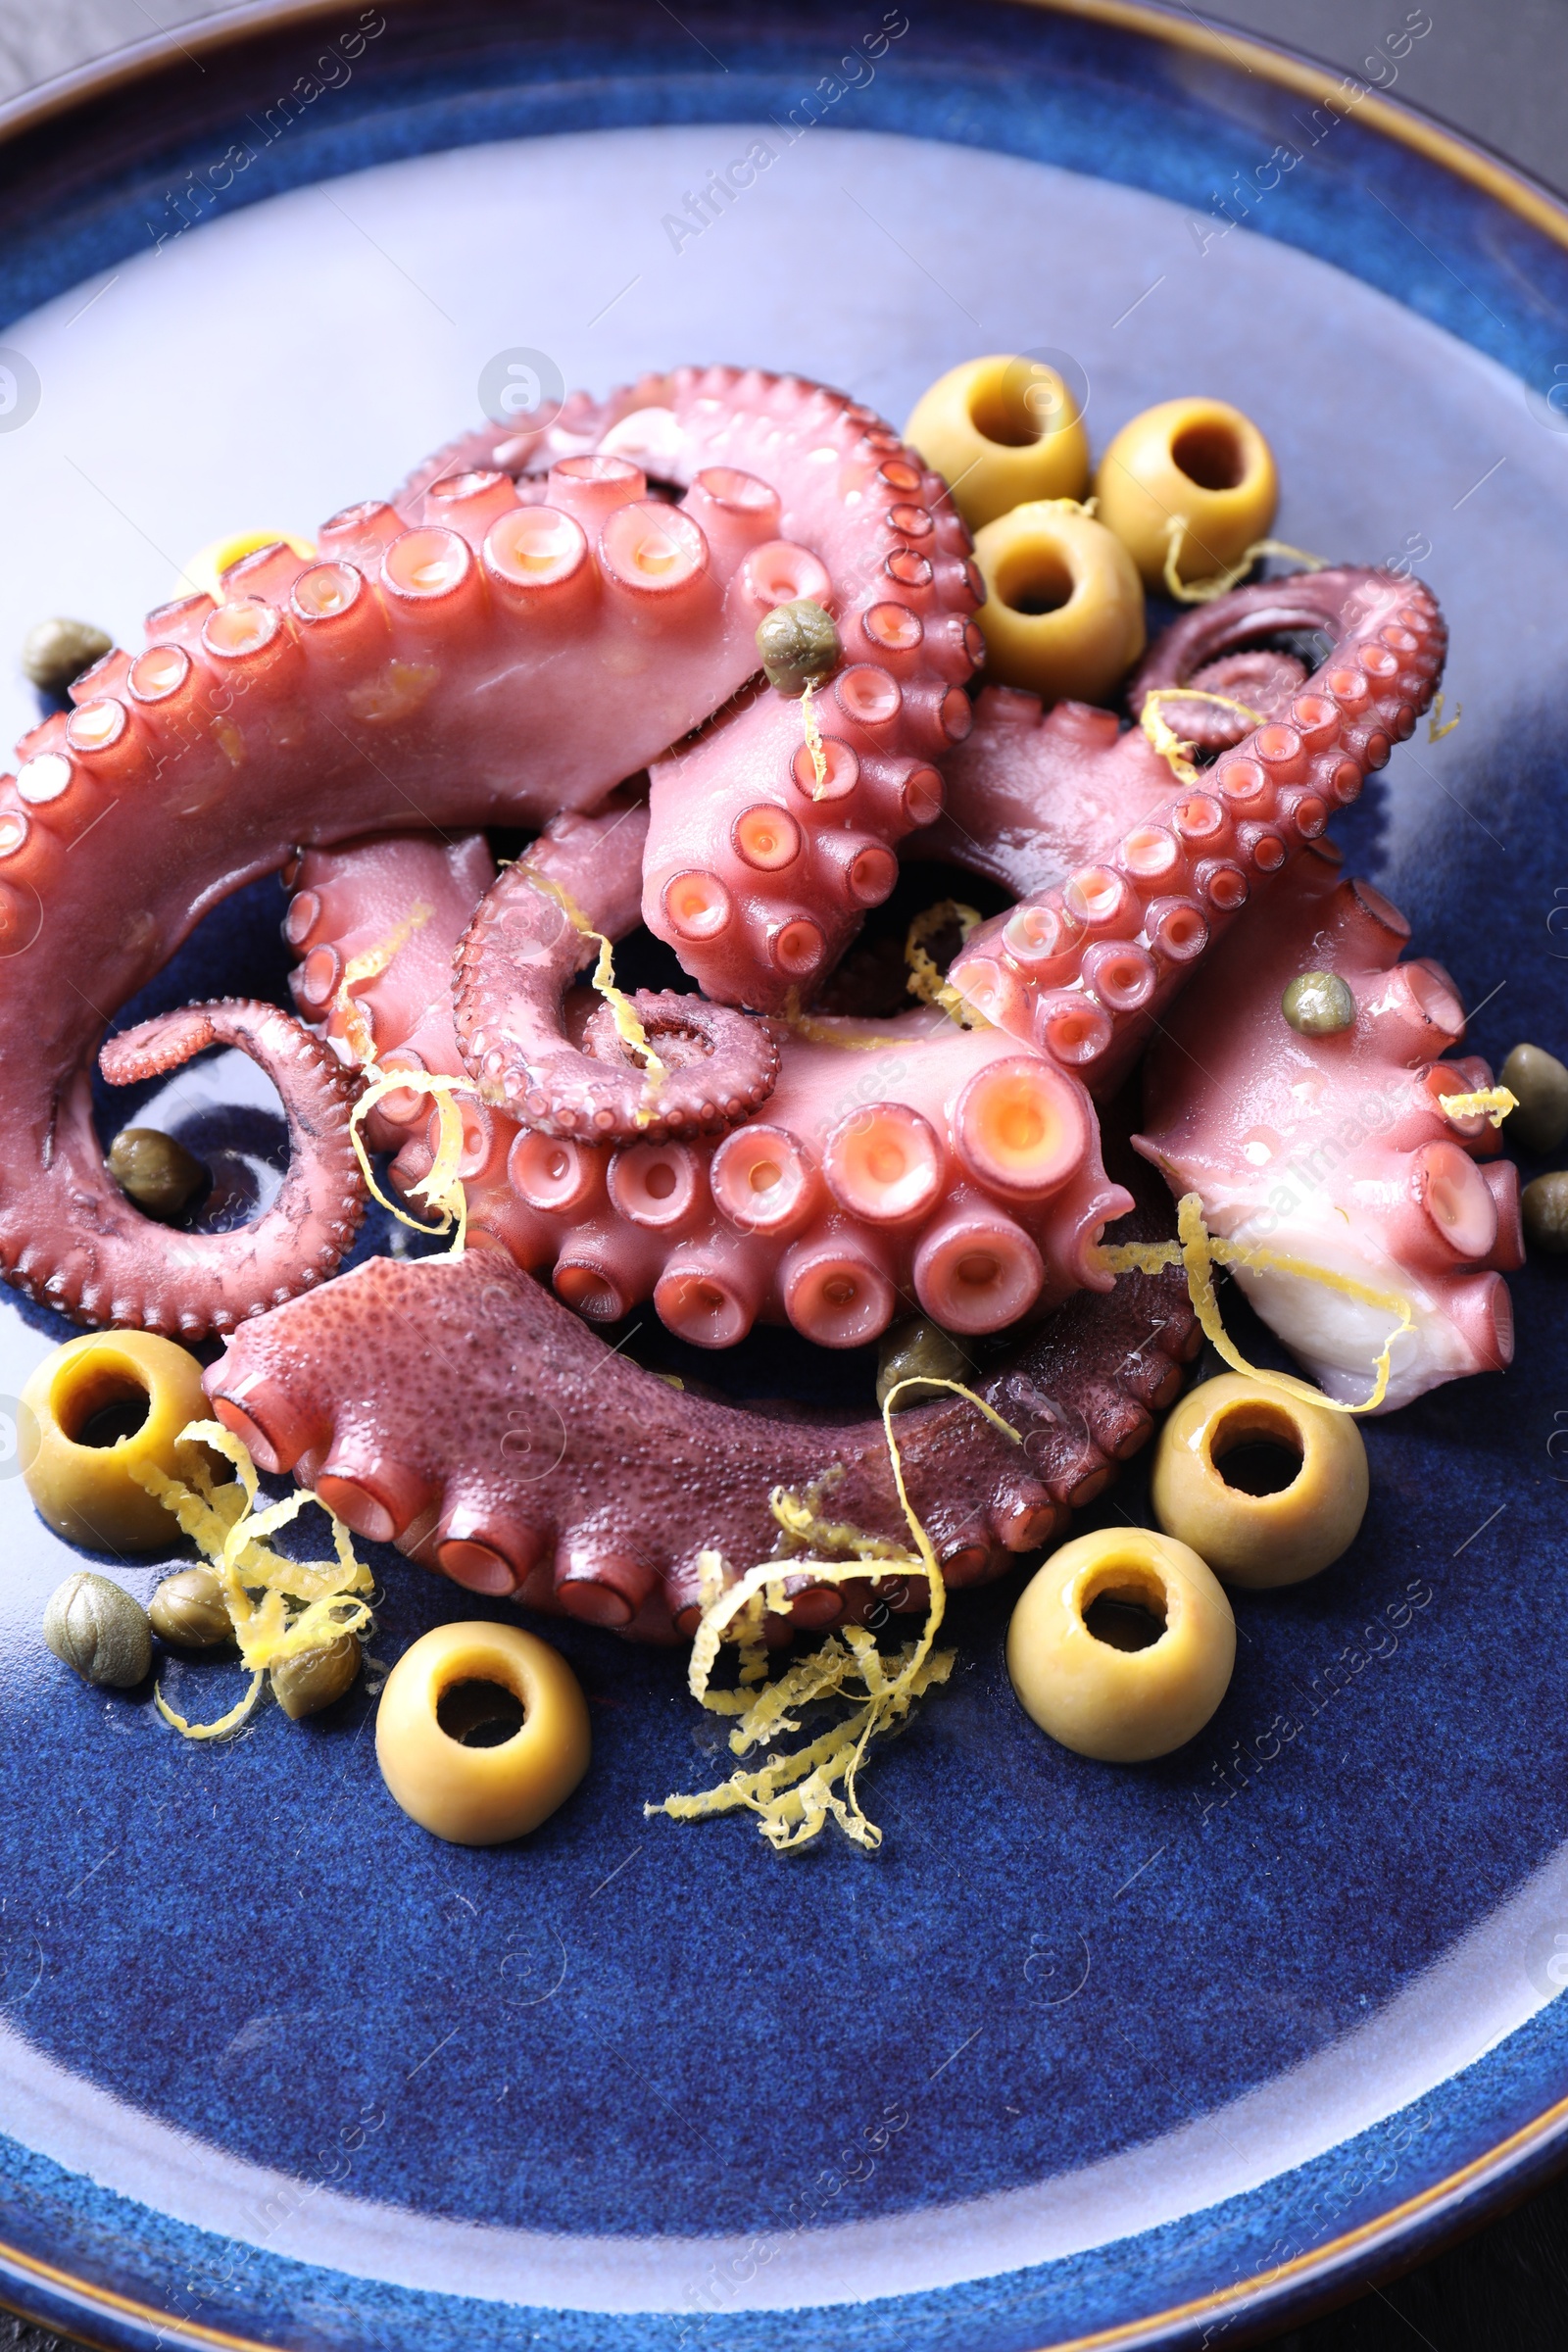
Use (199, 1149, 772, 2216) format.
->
(148, 1565, 230, 1648)
(108, 1127, 207, 1221)
(756, 598, 840, 695)
(1281, 970, 1355, 1037)
(1500, 1044, 1568, 1157)
(1523, 1171, 1568, 1253)
(271, 1633, 361, 1721)
(22, 616, 113, 700)
(876, 1317, 972, 1411)
(42, 1571, 152, 1689)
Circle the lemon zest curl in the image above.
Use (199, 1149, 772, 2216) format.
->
(521, 866, 667, 1122)
(647, 1379, 1020, 1851)
(1138, 687, 1265, 788)
(1438, 1085, 1516, 1128)
(906, 900, 988, 1029)
(1161, 516, 1328, 604)
(131, 1421, 372, 1739)
(1099, 1192, 1414, 1414)
(800, 679, 829, 797)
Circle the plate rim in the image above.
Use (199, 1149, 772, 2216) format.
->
(0, 4, 1565, 2347)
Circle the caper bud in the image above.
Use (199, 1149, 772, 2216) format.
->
(42, 1571, 152, 1688)
(1523, 1171, 1568, 1253)
(149, 1565, 230, 1648)
(1281, 970, 1355, 1036)
(876, 1317, 972, 1411)
(271, 1633, 361, 1721)
(756, 598, 840, 695)
(1500, 1044, 1568, 1157)
(22, 616, 113, 700)
(108, 1127, 207, 1221)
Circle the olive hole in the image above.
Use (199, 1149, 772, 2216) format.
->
(436, 1677, 526, 1748)
(997, 546, 1075, 616)
(1083, 1577, 1168, 1652)
(1214, 1435, 1302, 1496)
(968, 377, 1043, 449)
(59, 1371, 151, 1449)
(1170, 420, 1245, 491)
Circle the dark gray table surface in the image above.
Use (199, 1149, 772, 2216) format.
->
(0, 4, 1563, 2349)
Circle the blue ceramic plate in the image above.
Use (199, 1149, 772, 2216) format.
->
(1, 7, 1566, 2348)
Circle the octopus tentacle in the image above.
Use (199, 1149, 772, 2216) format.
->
(1138, 841, 1519, 1410)
(412, 366, 984, 1012)
(285, 829, 497, 1156)
(947, 568, 1446, 1094)
(203, 1169, 1197, 1639)
(398, 1009, 1131, 1348)
(280, 832, 1133, 1353)
(0, 369, 923, 1331)
(7, 999, 368, 1337)
(911, 686, 1181, 903)
(452, 798, 780, 1143)
(1153, 648, 1308, 752)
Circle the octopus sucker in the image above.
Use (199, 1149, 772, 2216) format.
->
(451, 796, 780, 1144)
(943, 567, 1446, 1092)
(203, 1145, 1199, 1642)
(1139, 841, 1520, 1409)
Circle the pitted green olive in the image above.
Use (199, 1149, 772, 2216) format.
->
(1006, 1528, 1235, 1762)
(43, 1572, 152, 1689)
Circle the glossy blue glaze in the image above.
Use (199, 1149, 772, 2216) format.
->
(0, 9, 1565, 2351)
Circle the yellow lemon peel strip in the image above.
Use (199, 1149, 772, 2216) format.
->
(1439, 1085, 1517, 1128)
(906, 900, 989, 1029)
(1099, 1192, 1414, 1414)
(154, 1673, 266, 1742)
(131, 1421, 372, 1740)
(521, 866, 667, 1121)
(1427, 691, 1462, 744)
(324, 901, 478, 1249)
(800, 679, 828, 797)
(348, 1067, 477, 1248)
(647, 1378, 1020, 1850)
(779, 988, 893, 1052)
(1162, 515, 1328, 605)
(1138, 687, 1267, 789)
(331, 901, 432, 1067)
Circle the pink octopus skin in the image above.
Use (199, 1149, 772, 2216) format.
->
(442, 1009, 1130, 1348)
(1138, 841, 1521, 1410)
(287, 810, 1129, 1349)
(0, 367, 967, 1334)
(453, 796, 781, 1143)
(202, 1160, 1200, 1640)
(88, 1002, 364, 1335)
(406, 366, 984, 1012)
(945, 569, 1446, 1095)
(285, 828, 496, 1145)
